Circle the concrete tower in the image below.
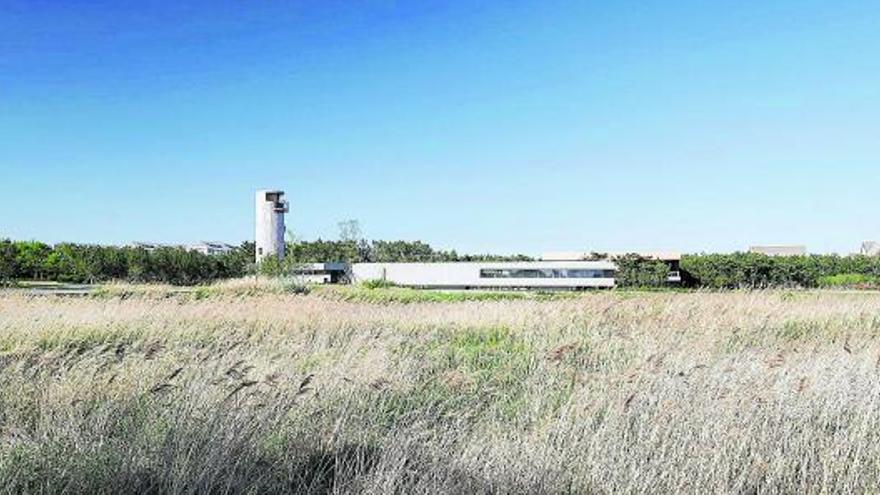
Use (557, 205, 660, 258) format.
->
(255, 190, 289, 263)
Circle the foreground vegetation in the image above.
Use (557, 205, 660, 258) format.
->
(2, 288, 880, 493)
(311, 285, 578, 304)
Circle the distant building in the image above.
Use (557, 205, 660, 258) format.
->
(188, 241, 236, 256)
(129, 242, 184, 251)
(861, 241, 880, 256)
(130, 241, 235, 256)
(306, 252, 682, 290)
(290, 251, 690, 290)
(349, 261, 618, 290)
(748, 245, 807, 257)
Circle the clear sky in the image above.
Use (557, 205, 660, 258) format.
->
(1, 1, 878, 255)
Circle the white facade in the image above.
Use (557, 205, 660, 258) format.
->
(349, 261, 617, 289)
(255, 190, 289, 263)
(188, 241, 236, 256)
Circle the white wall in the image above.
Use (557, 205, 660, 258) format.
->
(350, 261, 616, 289)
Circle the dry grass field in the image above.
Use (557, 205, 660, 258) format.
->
(2, 285, 880, 493)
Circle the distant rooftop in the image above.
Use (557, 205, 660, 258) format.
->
(861, 241, 880, 256)
(130, 241, 184, 250)
(748, 245, 807, 256)
(190, 241, 236, 249)
(130, 241, 236, 255)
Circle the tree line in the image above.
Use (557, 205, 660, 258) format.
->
(289, 239, 533, 264)
(0, 240, 252, 286)
(4, 237, 880, 289)
(616, 252, 880, 289)
(679, 252, 880, 289)
(0, 238, 533, 286)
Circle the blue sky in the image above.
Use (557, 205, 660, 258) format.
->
(1, 1, 878, 255)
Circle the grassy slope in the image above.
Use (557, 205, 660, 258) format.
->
(2, 289, 880, 492)
(86, 280, 583, 303)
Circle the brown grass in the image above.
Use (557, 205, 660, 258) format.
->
(1, 289, 880, 493)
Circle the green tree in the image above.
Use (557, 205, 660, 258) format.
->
(615, 254, 670, 288)
(0, 239, 18, 285)
(14, 241, 51, 280)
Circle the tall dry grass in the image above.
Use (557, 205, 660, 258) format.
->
(2, 289, 880, 493)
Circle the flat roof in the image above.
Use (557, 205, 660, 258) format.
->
(352, 260, 618, 269)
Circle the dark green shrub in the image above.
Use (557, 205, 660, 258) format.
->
(681, 253, 880, 289)
(817, 273, 880, 289)
(0, 239, 18, 285)
(615, 254, 670, 288)
(361, 278, 398, 289)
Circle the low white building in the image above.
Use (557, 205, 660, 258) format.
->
(294, 254, 691, 290)
(348, 260, 617, 290)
